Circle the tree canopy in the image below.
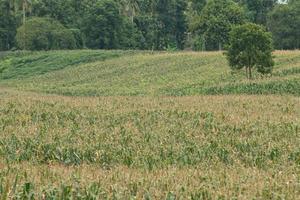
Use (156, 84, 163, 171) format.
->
(226, 23, 274, 79)
(191, 0, 246, 51)
(268, 0, 300, 49)
(16, 17, 76, 50)
(0, 0, 298, 51)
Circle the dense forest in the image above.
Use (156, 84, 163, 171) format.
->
(0, 0, 299, 51)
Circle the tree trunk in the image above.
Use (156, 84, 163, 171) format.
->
(249, 67, 252, 79)
(23, 3, 26, 25)
(131, 14, 134, 24)
(23, 1, 26, 50)
(245, 66, 248, 79)
(6, 32, 9, 50)
(249, 56, 253, 79)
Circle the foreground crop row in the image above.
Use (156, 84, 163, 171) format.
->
(0, 90, 299, 199)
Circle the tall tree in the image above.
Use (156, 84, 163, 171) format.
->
(83, 0, 123, 49)
(226, 23, 274, 79)
(189, 0, 207, 14)
(235, 0, 278, 25)
(12, 0, 36, 49)
(135, 0, 187, 50)
(120, 0, 140, 23)
(174, 0, 187, 49)
(267, 0, 300, 49)
(0, 0, 17, 50)
(192, 0, 246, 51)
(14, 0, 35, 25)
(31, 0, 78, 26)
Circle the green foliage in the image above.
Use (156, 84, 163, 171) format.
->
(82, 0, 123, 49)
(235, 0, 277, 25)
(118, 19, 143, 50)
(0, 1, 17, 50)
(268, 1, 300, 50)
(0, 0, 298, 50)
(16, 17, 77, 50)
(192, 0, 246, 51)
(226, 23, 274, 79)
(135, 0, 187, 50)
(70, 28, 85, 49)
(189, 0, 207, 14)
(174, 0, 187, 49)
(31, 0, 79, 26)
(135, 15, 160, 50)
(119, 0, 140, 23)
(191, 35, 205, 51)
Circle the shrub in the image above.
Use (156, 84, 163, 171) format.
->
(16, 17, 77, 50)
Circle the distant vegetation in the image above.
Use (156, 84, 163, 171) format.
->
(0, 0, 299, 51)
(0, 50, 299, 96)
(16, 17, 78, 51)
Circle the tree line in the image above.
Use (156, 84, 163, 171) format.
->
(0, 0, 299, 51)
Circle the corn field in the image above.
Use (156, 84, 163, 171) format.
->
(0, 50, 299, 199)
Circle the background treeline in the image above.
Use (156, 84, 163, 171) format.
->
(0, 0, 299, 51)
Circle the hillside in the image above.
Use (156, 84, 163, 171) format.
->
(0, 50, 299, 199)
(0, 50, 299, 96)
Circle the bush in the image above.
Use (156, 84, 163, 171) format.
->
(16, 17, 77, 50)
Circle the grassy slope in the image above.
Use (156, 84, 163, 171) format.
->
(0, 50, 128, 80)
(0, 50, 299, 96)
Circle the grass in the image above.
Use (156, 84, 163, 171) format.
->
(0, 50, 128, 80)
(0, 50, 299, 96)
(0, 50, 299, 199)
